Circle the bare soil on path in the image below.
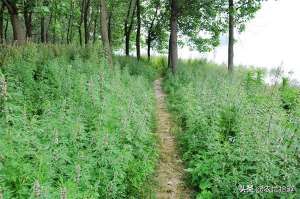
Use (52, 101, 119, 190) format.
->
(154, 79, 191, 199)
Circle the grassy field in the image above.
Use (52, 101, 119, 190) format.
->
(163, 60, 300, 198)
(0, 45, 298, 198)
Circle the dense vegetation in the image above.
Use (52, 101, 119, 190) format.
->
(1, 0, 298, 198)
(0, 0, 263, 72)
(164, 61, 300, 198)
(0, 45, 158, 198)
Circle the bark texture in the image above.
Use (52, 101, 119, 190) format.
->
(24, 1, 33, 40)
(3, 0, 25, 44)
(124, 0, 137, 56)
(83, 0, 91, 45)
(0, 3, 4, 44)
(100, 0, 113, 67)
(136, 0, 141, 60)
(228, 0, 234, 71)
(168, 0, 178, 74)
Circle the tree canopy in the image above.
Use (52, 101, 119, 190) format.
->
(0, 0, 264, 70)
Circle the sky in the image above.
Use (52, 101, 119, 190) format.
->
(179, 0, 300, 81)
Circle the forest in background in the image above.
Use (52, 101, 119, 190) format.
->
(0, 0, 264, 71)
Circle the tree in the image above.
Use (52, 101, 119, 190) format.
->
(23, 0, 34, 40)
(143, 0, 168, 60)
(136, 0, 141, 60)
(167, 0, 225, 73)
(100, 0, 113, 67)
(37, 0, 51, 43)
(2, 0, 25, 44)
(83, 0, 91, 45)
(225, 0, 263, 71)
(168, 0, 178, 73)
(66, 0, 75, 44)
(0, 2, 4, 44)
(228, 0, 234, 71)
(124, 0, 137, 56)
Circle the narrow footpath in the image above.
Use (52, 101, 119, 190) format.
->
(154, 79, 190, 199)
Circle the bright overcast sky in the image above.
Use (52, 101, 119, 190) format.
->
(179, 0, 300, 81)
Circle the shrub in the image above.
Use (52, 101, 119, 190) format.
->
(0, 44, 158, 198)
(164, 60, 300, 198)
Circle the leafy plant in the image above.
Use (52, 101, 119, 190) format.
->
(0, 44, 158, 198)
(164, 60, 300, 198)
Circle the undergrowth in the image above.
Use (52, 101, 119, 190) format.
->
(164, 60, 300, 198)
(0, 44, 158, 198)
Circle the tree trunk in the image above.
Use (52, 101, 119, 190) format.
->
(24, 13, 32, 40)
(125, 30, 130, 56)
(41, 17, 45, 43)
(66, 15, 72, 44)
(124, 0, 137, 56)
(147, 31, 151, 61)
(168, 0, 178, 74)
(228, 0, 234, 72)
(78, 0, 85, 46)
(168, 34, 171, 68)
(108, 13, 112, 44)
(83, 0, 90, 45)
(136, 0, 141, 60)
(0, 3, 4, 44)
(24, 2, 33, 40)
(4, 17, 8, 41)
(100, 0, 113, 67)
(11, 14, 25, 44)
(66, 1, 74, 44)
(3, 0, 25, 44)
(40, 0, 49, 43)
(52, 16, 57, 43)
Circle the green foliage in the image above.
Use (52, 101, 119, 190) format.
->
(0, 44, 158, 198)
(116, 56, 160, 81)
(164, 60, 300, 198)
(280, 78, 300, 112)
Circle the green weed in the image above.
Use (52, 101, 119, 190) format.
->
(164, 60, 300, 198)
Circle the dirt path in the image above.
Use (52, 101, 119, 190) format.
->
(154, 79, 190, 199)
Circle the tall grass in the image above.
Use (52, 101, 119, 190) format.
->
(0, 44, 158, 198)
(164, 60, 300, 198)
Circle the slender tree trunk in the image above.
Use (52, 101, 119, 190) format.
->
(99, 0, 113, 67)
(24, 14, 32, 40)
(92, 3, 99, 44)
(52, 15, 57, 43)
(66, 1, 74, 44)
(108, 13, 112, 44)
(78, 0, 85, 46)
(168, 0, 178, 74)
(136, 0, 141, 60)
(228, 0, 234, 72)
(3, 0, 25, 44)
(0, 3, 4, 44)
(83, 0, 90, 45)
(24, 3, 33, 40)
(168, 34, 171, 68)
(41, 17, 45, 43)
(4, 17, 8, 41)
(147, 31, 151, 61)
(41, 0, 49, 43)
(146, 6, 159, 61)
(125, 30, 130, 56)
(66, 15, 72, 44)
(124, 0, 137, 56)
